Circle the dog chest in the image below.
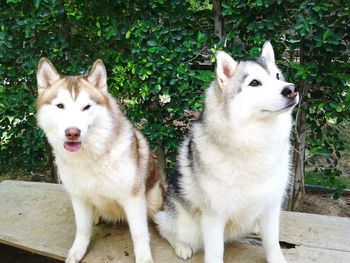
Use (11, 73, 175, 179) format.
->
(56, 155, 139, 201)
(201, 171, 285, 214)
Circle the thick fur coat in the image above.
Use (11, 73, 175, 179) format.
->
(155, 42, 298, 263)
(36, 59, 164, 263)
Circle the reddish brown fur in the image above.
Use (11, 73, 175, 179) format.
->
(131, 130, 164, 198)
(130, 131, 143, 196)
(80, 77, 110, 106)
(132, 132, 141, 166)
(146, 152, 164, 195)
(65, 77, 80, 98)
(36, 78, 63, 109)
(36, 76, 110, 109)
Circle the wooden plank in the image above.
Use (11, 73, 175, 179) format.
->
(280, 211, 350, 251)
(284, 246, 350, 263)
(0, 180, 349, 262)
(0, 180, 267, 262)
(0, 180, 74, 260)
(84, 230, 267, 263)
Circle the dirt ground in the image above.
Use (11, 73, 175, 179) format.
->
(298, 191, 350, 217)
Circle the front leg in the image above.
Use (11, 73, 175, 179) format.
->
(66, 197, 94, 263)
(258, 204, 287, 263)
(123, 195, 154, 263)
(201, 212, 226, 263)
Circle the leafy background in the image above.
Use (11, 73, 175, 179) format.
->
(0, 0, 349, 204)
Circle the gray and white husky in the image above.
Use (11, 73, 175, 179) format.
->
(154, 42, 298, 263)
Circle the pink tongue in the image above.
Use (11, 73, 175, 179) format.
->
(64, 142, 82, 152)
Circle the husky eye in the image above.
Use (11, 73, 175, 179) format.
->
(56, 103, 64, 109)
(82, 105, 91, 111)
(249, 79, 261, 87)
(276, 73, 280, 80)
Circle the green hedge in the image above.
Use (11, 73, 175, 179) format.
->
(0, 1, 349, 186)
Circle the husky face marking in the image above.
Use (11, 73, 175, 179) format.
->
(216, 42, 299, 127)
(36, 58, 164, 263)
(37, 60, 112, 153)
(40, 88, 103, 151)
(155, 42, 295, 263)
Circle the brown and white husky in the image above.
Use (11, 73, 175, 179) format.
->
(36, 58, 164, 263)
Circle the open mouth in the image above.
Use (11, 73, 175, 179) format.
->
(63, 141, 82, 152)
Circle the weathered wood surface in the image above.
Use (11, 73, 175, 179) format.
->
(0, 180, 349, 262)
(280, 211, 350, 251)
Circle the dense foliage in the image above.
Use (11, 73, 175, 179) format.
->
(0, 1, 349, 195)
(221, 0, 350, 201)
(0, 0, 214, 175)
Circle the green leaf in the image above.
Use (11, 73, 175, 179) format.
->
(329, 101, 338, 109)
(146, 39, 157, 47)
(323, 29, 331, 41)
(35, 0, 41, 8)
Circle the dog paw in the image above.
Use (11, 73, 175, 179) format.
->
(267, 251, 287, 263)
(173, 242, 193, 260)
(268, 258, 287, 263)
(65, 248, 86, 263)
(135, 257, 154, 263)
(65, 254, 80, 263)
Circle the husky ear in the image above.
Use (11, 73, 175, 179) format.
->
(215, 51, 237, 89)
(87, 59, 107, 92)
(37, 58, 60, 90)
(261, 41, 275, 64)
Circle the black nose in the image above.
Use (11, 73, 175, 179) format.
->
(281, 85, 298, 99)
